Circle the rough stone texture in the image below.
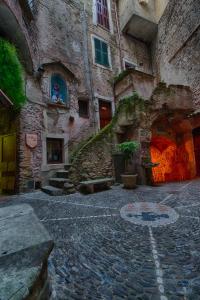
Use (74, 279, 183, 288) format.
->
(1, 0, 200, 192)
(0, 179, 200, 299)
(114, 69, 155, 101)
(154, 0, 200, 107)
(70, 133, 115, 185)
(0, 204, 53, 300)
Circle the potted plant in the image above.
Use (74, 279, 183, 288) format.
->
(117, 141, 140, 189)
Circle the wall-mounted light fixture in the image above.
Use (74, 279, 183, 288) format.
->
(34, 65, 45, 80)
(138, 0, 148, 5)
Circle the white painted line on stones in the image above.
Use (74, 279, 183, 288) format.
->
(25, 196, 119, 210)
(40, 214, 119, 222)
(159, 194, 173, 204)
(149, 227, 168, 300)
(175, 203, 200, 209)
(180, 215, 200, 221)
(179, 181, 192, 191)
(64, 201, 119, 210)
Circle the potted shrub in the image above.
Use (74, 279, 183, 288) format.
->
(117, 141, 140, 189)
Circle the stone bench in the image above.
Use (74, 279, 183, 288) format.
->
(80, 177, 114, 194)
(0, 204, 54, 300)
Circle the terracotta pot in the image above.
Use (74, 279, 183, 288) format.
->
(121, 174, 138, 189)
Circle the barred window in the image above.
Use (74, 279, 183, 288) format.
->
(96, 0, 110, 30)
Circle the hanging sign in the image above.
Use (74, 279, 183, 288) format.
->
(26, 133, 38, 149)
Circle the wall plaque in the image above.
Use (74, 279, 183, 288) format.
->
(26, 134, 38, 149)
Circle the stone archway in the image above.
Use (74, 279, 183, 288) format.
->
(0, 2, 34, 193)
(150, 114, 196, 183)
(192, 127, 200, 176)
(0, 92, 19, 194)
(0, 1, 33, 73)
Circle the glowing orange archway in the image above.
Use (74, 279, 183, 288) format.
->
(151, 135, 194, 183)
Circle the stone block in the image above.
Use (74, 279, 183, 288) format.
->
(0, 204, 54, 300)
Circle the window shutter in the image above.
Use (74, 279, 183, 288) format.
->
(96, 0, 110, 29)
(102, 42, 109, 66)
(94, 38, 102, 64)
(94, 38, 110, 67)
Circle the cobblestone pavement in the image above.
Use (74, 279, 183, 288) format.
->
(1, 179, 200, 300)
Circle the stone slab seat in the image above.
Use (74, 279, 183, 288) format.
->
(79, 177, 115, 194)
(0, 204, 54, 300)
(42, 185, 63, 196)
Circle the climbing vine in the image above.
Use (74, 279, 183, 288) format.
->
(112, 69, 134, 85)
(70, 92, 147, 163)
(0, 38, 26, 109)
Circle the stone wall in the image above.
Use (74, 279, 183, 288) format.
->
(154, 0, 200, 107)
(70, 128, 115, 185)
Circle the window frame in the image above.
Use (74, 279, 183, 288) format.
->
(123, 59, 137, 70)
(91, 35, 112, 70)
(46, 138, 64, 165)
(93, 0, 113, 33)
(78, 100, 89, 118)
(96, 0, 110, 30)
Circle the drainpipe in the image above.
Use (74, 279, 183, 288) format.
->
(114, 0, 123, 71)
(80, 3, 98, 133)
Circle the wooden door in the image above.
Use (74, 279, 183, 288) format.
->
(99, 100, 112, 129)
(0, 134, 16, 194)
(193, 128, 200, 176)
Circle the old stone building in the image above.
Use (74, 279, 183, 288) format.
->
(0, 0, 199, 193)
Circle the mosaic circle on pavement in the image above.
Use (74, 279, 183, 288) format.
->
(120, 202, 179, 227)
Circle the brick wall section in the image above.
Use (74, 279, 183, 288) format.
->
(154, 0, 200, 107)
(19, 103, 43, 191)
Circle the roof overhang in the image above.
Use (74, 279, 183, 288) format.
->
(0, 89, 13, 108)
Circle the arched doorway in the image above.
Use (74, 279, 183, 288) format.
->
(0, 2, 33, 193)
(192, 127, 200, 176)
(150, 115, 196, 183)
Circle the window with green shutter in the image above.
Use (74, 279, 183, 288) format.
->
(94, 37, 110, 67)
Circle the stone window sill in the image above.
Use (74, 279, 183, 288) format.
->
(48, 103, 69, 109)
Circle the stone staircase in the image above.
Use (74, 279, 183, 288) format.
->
(42, 164, 76, 196)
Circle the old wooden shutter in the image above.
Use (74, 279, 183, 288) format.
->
(96, 0, 110, 29)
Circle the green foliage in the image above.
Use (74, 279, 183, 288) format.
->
(71, 92, 146, 163)
(113, 91, 146, 124)
(117, 141, 140, 161)
(0, 38, 26, 109)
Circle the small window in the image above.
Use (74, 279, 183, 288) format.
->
(51, 74, 68, 105)
(47, 138, 63, 164)
(78, 100, 89, 118)
(124, 60, 136, 70)
(94, 37, 110, 67)
(96, 0, 110, 30)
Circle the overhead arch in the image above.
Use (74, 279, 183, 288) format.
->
(0, 1, 33, 73)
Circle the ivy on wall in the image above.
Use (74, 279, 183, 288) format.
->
(0, 38, 26, 109)
(70, 92, 147, 163)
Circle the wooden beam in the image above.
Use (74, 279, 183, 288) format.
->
(0, 89, 13, 108)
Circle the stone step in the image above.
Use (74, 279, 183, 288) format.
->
(56, 170, 69, 179)
(64, 164, 72, 171)
(64, 188, 76, 195)
(49, 178, 69, 189)
(64, 183, 74, 190)
(42, 186, 63, 196)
